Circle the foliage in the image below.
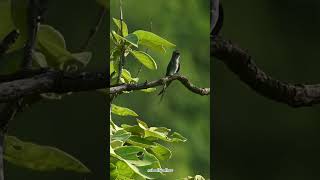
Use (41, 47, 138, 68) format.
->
(110, 6, 205, 179)
(110, 108, 187, 179)
(0, 0, 107, 175)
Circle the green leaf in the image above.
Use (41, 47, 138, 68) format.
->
(112, 130, 131, 142)
(110, 140, 124, 149)
(4, 136, 90, 173)
(121, 69, 139, 83)
(112, 146, 162, 179)
(194, 175, 206, 180)
(127, 136, 154, 148)
(111, 104, 139, 117)
(122, 125, 144, 136)
(133, 30, 175, 53)
(71, 52, 92, 66)
(137, 119, 149, 130)
(130, 50, 157, 70)
(59, 51, 92, 71)
(112, 31, 138, 48)
(38, 25, 66, 49)
(149, 143, 172, 161)
(110, 61, 115, 74)
(37, 25, 74, 67)
(124, 34, 139, 47)
(169, 132, 187, 143)
(32, 51, 48, 68)
(140, 88, 157, 93)
(111, 161, 135, 180)
(40, 93, 63, 100)
(112, 18, 129, 37)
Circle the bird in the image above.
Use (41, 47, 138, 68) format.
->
(158, 50, 181, 101)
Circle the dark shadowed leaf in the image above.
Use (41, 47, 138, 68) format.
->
(4, 136, 91, 173)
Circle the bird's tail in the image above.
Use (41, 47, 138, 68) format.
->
(158, 84, 167, 103)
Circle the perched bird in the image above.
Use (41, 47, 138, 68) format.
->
(158, 50, 181, 100)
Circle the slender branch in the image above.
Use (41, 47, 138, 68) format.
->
(0, 69, 107, 103)
(110, 74, 210, 96)
(22, 0, 41, 69)
(211, 36, 320, 107)
(117, 0, 125, 84)
(80, 7, 106, 51)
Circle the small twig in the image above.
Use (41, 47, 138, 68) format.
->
(117, 0, 125, 84)
(80, 7, 106, 51)
(110, 74, 210, 96)
(22, 0, 41, 69)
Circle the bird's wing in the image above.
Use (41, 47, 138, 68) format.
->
(176, 63, 180, 73)
(166, 60, 173, 76)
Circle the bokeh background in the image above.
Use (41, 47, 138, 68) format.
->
(4, 0, 108, 179)
(214, 0, 320, 179)
(110, 0, 210, 179)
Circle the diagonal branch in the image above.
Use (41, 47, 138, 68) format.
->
(211, 36, 320, 107)
(110, 75, 210, 96)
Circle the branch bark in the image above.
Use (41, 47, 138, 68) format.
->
(110, 75, 210, 96)
(0, 70, 107, 103)
(211, 36, 320, 107)
(0, 28, 22, 180)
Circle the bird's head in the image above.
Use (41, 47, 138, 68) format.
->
(173, 50, 180, 55)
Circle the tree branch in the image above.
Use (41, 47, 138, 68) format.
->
(211, 36, 320, 107)
(22, 0, 40, 69)
(110, 75, 210, 96)
(0, 69, 107, 103)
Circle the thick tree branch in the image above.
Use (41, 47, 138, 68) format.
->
(211, 36, 320, 107)
(0, 70, 107, 103)
(110, 75, 210, 96)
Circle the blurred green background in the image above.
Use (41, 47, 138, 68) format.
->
(214, 0, 320, 179)
(3, 0, 108, 179)
(110, 0, 210, 179)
